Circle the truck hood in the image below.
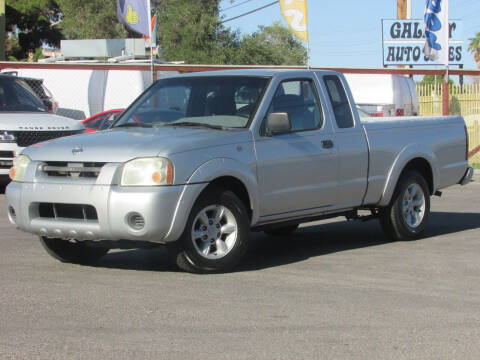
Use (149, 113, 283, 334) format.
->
(0, 112, 84, 131)
(22, 126, 252, 162)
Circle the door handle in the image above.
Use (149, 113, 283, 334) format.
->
(321, 140, 334, 149)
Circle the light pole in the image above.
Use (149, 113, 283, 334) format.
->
(0, 0, 5, 61)
(397, 0, 406, 20)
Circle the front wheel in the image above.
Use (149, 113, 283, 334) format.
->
(379, 170, 430, 241)
(39, 237, 109, 264)
(168, 188, 250, 273)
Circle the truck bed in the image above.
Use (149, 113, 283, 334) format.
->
(362, 115, 468, 206)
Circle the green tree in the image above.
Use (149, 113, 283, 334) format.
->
(156, 0, 239, 64)
(418, 74, 453, 87)
(5, 34, 22, 61)
(468, 32, 480, 69)
(236, 22, 307, 65)
(155, 0, 306, 65)
(57, 0, 130, 39)
(6, 0, 63, 60)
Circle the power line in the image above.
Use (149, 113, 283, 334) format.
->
(220, 0, 257, 12)
(220, 1, 279, 24)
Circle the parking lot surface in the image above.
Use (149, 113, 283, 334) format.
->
(1, 177, 480, 360)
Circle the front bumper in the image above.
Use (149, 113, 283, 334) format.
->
(5, 181, 206, 244)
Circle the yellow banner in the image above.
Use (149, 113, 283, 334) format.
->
(279, 0, 309, 42)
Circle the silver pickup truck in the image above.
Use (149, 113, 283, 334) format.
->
(5, 70, 473, 273)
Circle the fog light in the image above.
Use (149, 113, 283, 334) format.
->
(127, 212, 145, 231)
(8, 206, 17, 224)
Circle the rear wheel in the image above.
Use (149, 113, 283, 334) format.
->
(39, 237, 109, 264)
(168, 188, 250, 274)
(379, 170, 430, 241)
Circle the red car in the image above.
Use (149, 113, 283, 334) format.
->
(82, 109, 124, 133)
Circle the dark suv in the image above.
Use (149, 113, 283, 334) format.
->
(0, 71, 58, 113)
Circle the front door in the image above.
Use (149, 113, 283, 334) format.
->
(255, 78, 339, 219)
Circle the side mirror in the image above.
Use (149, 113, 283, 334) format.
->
(266, 112, 291, 135)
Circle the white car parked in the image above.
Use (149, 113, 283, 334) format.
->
(0, 75, 84, 183)
(345, 74, 419, 117)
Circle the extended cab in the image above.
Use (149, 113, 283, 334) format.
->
(5, 70, 473, 273)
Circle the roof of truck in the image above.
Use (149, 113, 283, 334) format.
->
(177, 68, 340, 78)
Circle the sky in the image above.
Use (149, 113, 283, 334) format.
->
(219, 0, 480, 70)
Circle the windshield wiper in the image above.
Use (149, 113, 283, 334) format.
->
(114, 122, 153, 128)
(164, 122, 226, 130)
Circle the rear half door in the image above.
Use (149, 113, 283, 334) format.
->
(255, 76, 339, 219)
(317, 73, 369, 209)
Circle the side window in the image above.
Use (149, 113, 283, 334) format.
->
(99, 113, 119, 130)
(267, 79, 323, 132)
(324, 75, 354, 129)
(11, 80, 45, 109)
(87, 113, 109, 130)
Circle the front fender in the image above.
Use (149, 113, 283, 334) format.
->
(379, 144, 439, 206)
(187, 158, 260, 225)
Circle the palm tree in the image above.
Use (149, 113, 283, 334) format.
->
(468, 32, 480, 69)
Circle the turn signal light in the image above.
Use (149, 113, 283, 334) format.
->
(152, 171, 163, 184)
(9, 167, 16, 180)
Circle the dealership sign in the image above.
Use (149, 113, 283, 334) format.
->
(382, 19, 463, 66)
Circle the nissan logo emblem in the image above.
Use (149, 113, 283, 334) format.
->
(72, 147, 83, 155)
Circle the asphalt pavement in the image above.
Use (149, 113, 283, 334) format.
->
(1, 177, 480, 360)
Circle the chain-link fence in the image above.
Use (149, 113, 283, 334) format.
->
(416, 82, 480, 163)
(1, 63, 479, 163)
(1, 66, 178, 120)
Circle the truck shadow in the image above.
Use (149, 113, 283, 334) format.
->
(93, 211, 480, 273)
(239, 211, 480, 272)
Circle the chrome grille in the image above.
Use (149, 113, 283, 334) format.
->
(41, 162, 105, 178)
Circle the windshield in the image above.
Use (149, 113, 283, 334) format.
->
(0, 77, 46, 112)
(114, 76, 269, 129)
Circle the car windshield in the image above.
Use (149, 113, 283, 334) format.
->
(0, 77, 46, 112)
(113, 76, 269, 129)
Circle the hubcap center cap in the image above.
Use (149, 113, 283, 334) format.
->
(207, 225, 218, 239)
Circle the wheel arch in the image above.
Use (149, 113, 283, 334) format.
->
(379, 145, 438, 207)
(186, 158, 259, 225)
(202, 176, 253, 222)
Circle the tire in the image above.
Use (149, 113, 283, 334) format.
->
(379, 170, 430, 241)
(168, 188, 250, 274)
(264, 224, 299, 236)
(39, 237, 109, 264)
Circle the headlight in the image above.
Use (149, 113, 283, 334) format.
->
(121, 157, 174, 186)
(9, 155, 31, 182)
